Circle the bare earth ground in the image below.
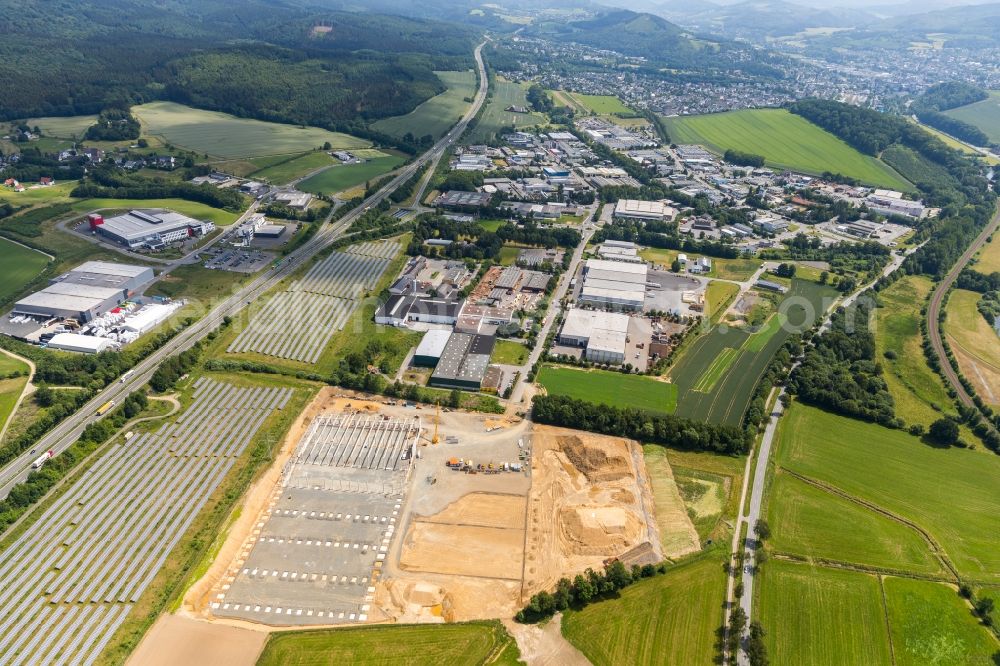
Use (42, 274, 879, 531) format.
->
(503, 615, 591, 666)
(127, 614, 267, 666)
(523, 426, 666, 597)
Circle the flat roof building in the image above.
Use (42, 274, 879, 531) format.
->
(374, 295, 464, 327)
(13, 260, 152, 323)
(429, 333, 496, 390)
(613, 199, 676, 222)
(579, 259, 648, 311)
(434, 191, 491, 209)
(413, 329, 452, 367)
(89, 210, 214, 250)
(46, 333, 115, 354)
(559, 308, 629, 365)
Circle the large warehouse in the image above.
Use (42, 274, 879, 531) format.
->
(12, 261, 153, 323)
(429, 333, 496, 390)
(88, 209, 215, 250)
(613, 199, 676, 222)
(578, 259, 648, 311)
(559, 308, 630, 365)
(413, 329, 452, 367)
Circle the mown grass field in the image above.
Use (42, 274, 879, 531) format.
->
(562, 555, 726, 666)
(467, 78, 547, 144)
(671, 280, 836, 425)
(706, 281, 739, 322)
(256, 621, 520, 666)
(946, 288, 1000, 371)
(875, 275, 962, 426)
(27, 115, 99, 139)
(298, 155, 405, 196)
(371, 70, 477, 140)
(775, 402, 1000, 580)
(767, 473, 941, 573)
(0, 354, 30, 440)
(756, 560, 893, 665)
(69, 197, 240, 226)
(132, 101, 369, 159)
(491, 339, 528, 365)
(251, 151, 337, 185)
(0, 237, 50, 302)
(943, 90, 1000, 144)
(638, 247, 760, 282)
(536, 365, 678, 414)
(661, 109, 912, 190)
(976, 230, 1000, 274)
(567, 93, 634, 115)
(883, 577, 999, 666)
(0, 181, 77, 206)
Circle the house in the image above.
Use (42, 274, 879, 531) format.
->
(39, 177, 54, 186)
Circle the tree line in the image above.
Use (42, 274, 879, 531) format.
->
(72, 165, 246, 212)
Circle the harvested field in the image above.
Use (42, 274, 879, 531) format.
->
(127, 614, 267, 666)
(523, 426, 664, 596)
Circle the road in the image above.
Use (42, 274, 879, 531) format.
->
(0, 41, 489, 500)
(926, 207, 1000, 409)
(729, 243, 920, 665)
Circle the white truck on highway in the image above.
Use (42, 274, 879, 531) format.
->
(31, 450, 54, 469)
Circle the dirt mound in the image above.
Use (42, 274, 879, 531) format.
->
(559, 506, 644, 555)
(559, 435, 630, 483)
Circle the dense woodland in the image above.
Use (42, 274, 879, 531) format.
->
(84, 108, 140, 141)
(72, 165, 246, 211)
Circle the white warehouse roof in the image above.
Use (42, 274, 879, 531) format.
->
(614, 199, 675, 220)
(415, 329, 452, 359)
(72, 261, 151, 278)
(47, 333, 114, 354)
(561, 308, 629, 340)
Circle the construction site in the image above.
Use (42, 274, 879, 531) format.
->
(178, 389, 697, 637)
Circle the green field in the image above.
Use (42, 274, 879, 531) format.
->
(536, 365, 678, 414)
(875, 275, 961, 425)
(567, 93, 634, 115)
(0, 181, 77, 206)
(757, 560, 893, 665)
(976, 230, 1000, 274)
(767, 473, 941, 574)
(131, 102, 370, 159)
(638, 248, 760, 282)
(498, 245, 521, 266)
(27, 115, 99, 139)
(943, 90, 1000, 144)
(70, 198, 240, 226)
(671, 279, 837, 425)
(0, 354, 30, 440)
(946, 288, 1000, 374)
(492, 339, 529, 365)
(706, 281, 739, 322)
(298, 155, 405, 196)
(661, 109, 912, 190)
(0, 237, 50, 302)
(256, 621, 520, 666)
(251, 151, 338, 185)
(467, 78, 548, 144)
(562, 555, 726, 666)
(883, 577, 999, 665)
(371, 70, 477, 140)
(776, 402, 1000, 580)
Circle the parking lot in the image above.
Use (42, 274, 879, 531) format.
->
(201, 246, 272, 273)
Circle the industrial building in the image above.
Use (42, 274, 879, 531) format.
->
(613, 199, 676, 222)
(559, 308, 629, 365)
(578, 259, 648, 311)
(866, 190, 925, 219)
(429, 332, 496, 390)
(597, 240, 643, 263)
(434, 190, 492, 210)
(87, 210, 215, 250)
(272, 191, 313, 210)
(46, 332, 115, 354)
(374, 295, 464, 327)
(12, 261, 153, 323)
(413, 329, 452, 367)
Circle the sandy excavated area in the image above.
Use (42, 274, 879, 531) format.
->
(182, 387, 375, 616)
(523, 426, 666, 597)
(127, 614, 267, 666)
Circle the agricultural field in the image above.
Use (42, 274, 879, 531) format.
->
(256, 621, 521, 666)
(883, 577, 999, 666)
(775, 402, 1000, 580)
(975, 230, 1000, 274)
(566, 93, 634, 115)
(670, 279, 836, 425)
(661, 109, 912, 190)
(250, 151, 338, 185)
(705, 281, 739, 322)
(69, 198, 241, 227)
(536, 365, 678, 414)
(26, 115, 98, 139)
(371, 70, 477, 140)
(645, 445, 732, 543)
(756, 560, 893, 665)
(131, 102, 370, 159)
(491, 340, 528, 365)
(875, 275, 962, 425)
(298, 154, 405, 196)
(945, 289, 1000, 405)
(943, 90, 1000, 144)
(0, 354, 30, 441)
(466, 78, 548, 144)
(0, 237, 50, 302)
(562, 555, 726, 666)
(766, 473, 941, 573)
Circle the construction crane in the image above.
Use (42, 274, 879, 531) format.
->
(432, 401, 441, 444)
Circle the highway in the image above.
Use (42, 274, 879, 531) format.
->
(0, 41, 488, 500)
(926, 206, 1000, 409)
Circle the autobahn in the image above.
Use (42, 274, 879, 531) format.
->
(0, 41, 488, 500)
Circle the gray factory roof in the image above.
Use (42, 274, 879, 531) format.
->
(495, 266, 522, 290)
(99, 210, 201, 242)
(57, 261, 154, 290)
(72, 261, 150, 278)
(15, 291, 107, 313)
(431, 332, 496, 386)
(40, 282, 123, 300)
(561, 308, 629, 340)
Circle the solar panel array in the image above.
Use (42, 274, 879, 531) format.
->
(0, 379, 292, 666)
(227, 241, 399, 364)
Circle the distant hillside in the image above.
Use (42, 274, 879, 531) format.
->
(652, 0, 874, 39)
(0, 0, 476, 136)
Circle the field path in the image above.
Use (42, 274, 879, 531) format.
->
(0, 348, 35, 445)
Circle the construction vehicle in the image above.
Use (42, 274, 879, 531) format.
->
(432, 401, 441, 444)
(95, 400, 116, 417)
